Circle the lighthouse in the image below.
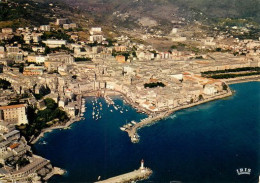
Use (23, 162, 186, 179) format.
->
(140, 159, 144, 171)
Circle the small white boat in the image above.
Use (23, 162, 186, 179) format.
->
(120, 111, 123, 113)
(120, 127, 126, 131)
(131, 121, 137, 124)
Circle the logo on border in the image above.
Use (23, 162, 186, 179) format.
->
(236, 168, 251, 175)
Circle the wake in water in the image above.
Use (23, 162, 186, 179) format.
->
(168, 114, 177, 119)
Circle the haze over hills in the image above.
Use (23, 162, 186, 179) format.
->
(55, 0, 260, 24)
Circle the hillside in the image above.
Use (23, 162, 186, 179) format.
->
(52, 0, 260, 24)
(0, 0, 76, 28)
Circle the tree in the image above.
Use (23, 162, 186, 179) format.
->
(222, 83, 228, 90)
(44, 98, 57, 110)
(44, 46, 50, 55)
(144, 82, 165, 88)
(0, 79, 11, 89)
(199, 94, 204, 101)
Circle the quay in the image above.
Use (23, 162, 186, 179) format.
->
(123, 89, 233, 143)
(43, 167, 65, 181)
(95, 160, 152, 183)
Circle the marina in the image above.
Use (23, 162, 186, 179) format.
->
(33, 82, 260, 183)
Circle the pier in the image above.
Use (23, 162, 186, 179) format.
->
(95, 160, 152, 183)
(122, 90, 233, 143)
(124, 113, 168, 143)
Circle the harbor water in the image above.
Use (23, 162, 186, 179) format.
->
(33, 82, 260, 183)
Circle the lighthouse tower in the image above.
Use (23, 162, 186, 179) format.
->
(140, 159, 145, 171)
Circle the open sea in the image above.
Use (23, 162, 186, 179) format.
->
(32, 82, 260, 183)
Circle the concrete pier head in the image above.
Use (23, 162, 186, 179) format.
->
(95, 160, 152, 183)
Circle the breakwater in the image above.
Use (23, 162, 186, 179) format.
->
(122, 89, 233, 143)
(95, 167, 152, 183)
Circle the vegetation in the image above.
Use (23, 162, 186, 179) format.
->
(3, 35, 25, 45)
(144, 82, 165, 88)
(202, 67, 260, 79)
(202, 67, 260, 75)
(0, 0, 51, 28)
(16, 157, 30, 167)
(171, 0, 260, 23)
(18, 98, 68, 140)
(33, 86, 51, 100)
(44, 45, 72, 55)
(41, 31, 73, 42)
(170, 42, 187, 51)
(209, 72, 260, 79)
(222, 83, 228, 90)
(198, 94, 204, 101)
(0, 79, 11, 90)
(75, 57, 92, 62)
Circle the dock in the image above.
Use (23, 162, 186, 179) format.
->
(124, 113, 167, 143)
(95, 167, 152, 183)
(43, 167, 65, 181)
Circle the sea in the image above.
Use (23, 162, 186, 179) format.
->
(32, 82, 260, 183)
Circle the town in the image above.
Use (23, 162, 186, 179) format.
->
(0, 0, 260, 182)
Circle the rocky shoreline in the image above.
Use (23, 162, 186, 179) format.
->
(30, 116, 82, 144)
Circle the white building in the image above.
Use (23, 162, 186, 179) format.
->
(90, 27, 102, 35)
(203, 84, 218, 95)
(43, 39, 67, 48)
(40, 25, 51, 32)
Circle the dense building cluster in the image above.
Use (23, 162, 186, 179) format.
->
(0, 12, 259, 182)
